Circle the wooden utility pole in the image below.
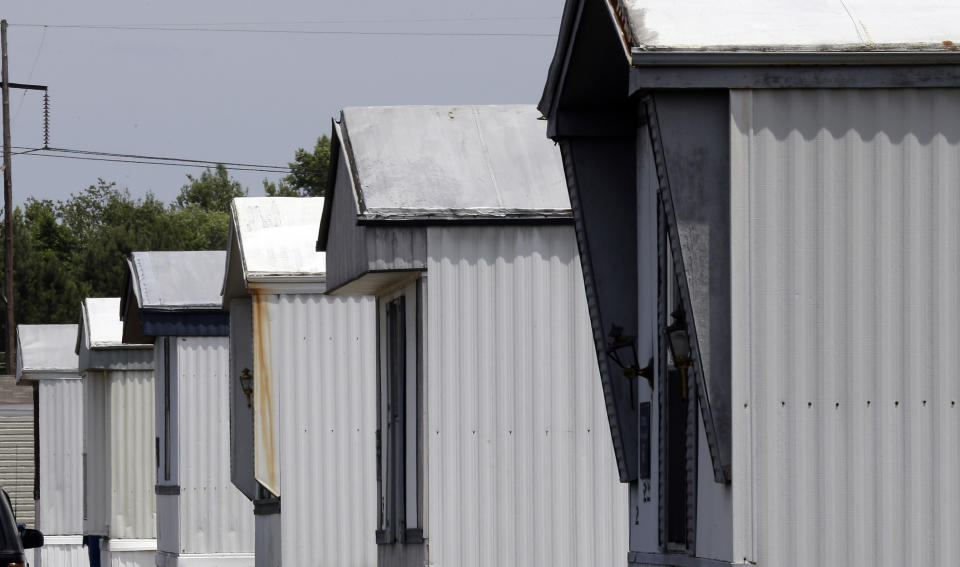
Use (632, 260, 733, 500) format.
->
(1, 19, 14, 376)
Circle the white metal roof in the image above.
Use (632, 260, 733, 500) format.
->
(622, 0, 960, 50)
(232, 197, 326, 280)
(81, 297, 149, 349)
(17, 324, 79, 377)
(128, 250, 226, 310)
(340, 105, 570, 219)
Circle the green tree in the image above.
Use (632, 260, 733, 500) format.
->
(264, 135, 330, 197)
(176, 164, 247, 212)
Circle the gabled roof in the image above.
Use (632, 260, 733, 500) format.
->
(317, 105, 570, 248)
(620, 0, 960, 52)
(121, 251, 230, 340)
(81, 297, 150, 350)
(127, 251, 226, 310)
(78, 298, 153, 370)
(223, 197, 326, 300)
(17, 324, 80, 382)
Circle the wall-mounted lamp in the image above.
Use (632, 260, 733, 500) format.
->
(666, 309, 691, 400)
(239, 368, 254, 408)
(607, 325, 653, 392)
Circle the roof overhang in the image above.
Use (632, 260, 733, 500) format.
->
(326, 269, 423, 297)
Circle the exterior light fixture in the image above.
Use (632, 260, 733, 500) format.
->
(666, 309, 691, 400)
(239, 368, 254, 408)
(607, 325, 653, 392)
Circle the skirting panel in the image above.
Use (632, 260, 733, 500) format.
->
(155, 551, 255, 567)
(36, 541, 87, 567)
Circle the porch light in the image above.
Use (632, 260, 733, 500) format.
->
(607, 325, 653, 391)
(666, 309, 691, 400)
(239, 368, 254, 408)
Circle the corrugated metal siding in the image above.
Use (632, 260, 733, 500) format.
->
(271, 294, 378, 567)
(38, 379, 84, 535)
(85, 372, 110, 535)
(0, 409, 35, 528)
(177, 337, 255, 554)
(36, 543, 88, 567)
(107, 550, 155, 567)
(425, 225, 628, 567)
(108, 369, 156, 539)
(731, 88, 960, 567)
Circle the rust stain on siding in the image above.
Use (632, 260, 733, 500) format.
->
(253, 294, 278, 494)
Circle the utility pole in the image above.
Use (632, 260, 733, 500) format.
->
(1, 20, 46, 375)
(1, 19, 14, 377)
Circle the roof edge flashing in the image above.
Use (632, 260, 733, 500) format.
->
(632, 47, 960, 67)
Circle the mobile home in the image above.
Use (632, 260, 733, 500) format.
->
(78, 297, 155, 567)
(121, 251, 254, 567)
(318, 104, 628, 567)
(17, 324, 85, 567)
(540, 1, 960, 565)
(223, 196, 376, 567)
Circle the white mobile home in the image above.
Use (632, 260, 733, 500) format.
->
(78, 297, 155, 567)
(540, 1, 960, 565)
(121, 251, 254, 567)
(17, 324, 85, 567)
(318, 104, 628, 567)
(222, 197, 376, 567)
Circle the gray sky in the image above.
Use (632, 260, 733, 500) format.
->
(2, 1, 562, 206)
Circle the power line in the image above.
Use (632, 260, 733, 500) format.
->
(18, 16, 559, 26)
(9, 23, 555, 38)
(12, 145, 294, 174)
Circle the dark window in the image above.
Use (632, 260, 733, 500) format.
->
(377, 284, 423, 545)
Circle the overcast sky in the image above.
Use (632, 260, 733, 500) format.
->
(2, 1, 562, 206)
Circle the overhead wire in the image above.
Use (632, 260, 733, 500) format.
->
(17, 16, 559, 26)
(9, 22, 555, 38)
(10, 145, 307, 174)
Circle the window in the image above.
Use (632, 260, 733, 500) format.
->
(377, 280, 423, 544)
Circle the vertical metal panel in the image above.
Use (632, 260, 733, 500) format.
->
(270, 294, 378, 567)
(36, 543, 88, 567)
(731, 88, 960, 567)
(156, 494, 179, 555)
(0, 408, 35, 528)
(176, 336, 255, 554)
(38, 379, 84, 535)
(425, 225, 628, 567)
(108, 369, 156, 539)
(84, 371, 109, 536)
(253, 295, 280, 496)
(255, 513, 281, 567)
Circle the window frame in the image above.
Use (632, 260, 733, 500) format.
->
(376, 279, 424, 545)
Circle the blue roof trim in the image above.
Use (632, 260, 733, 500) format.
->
(141, 310, 230, 337)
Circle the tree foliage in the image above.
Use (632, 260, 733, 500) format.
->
(264, 135, 330, 197)
(175, 163, 247, 212)
(4, 167, 243, 330)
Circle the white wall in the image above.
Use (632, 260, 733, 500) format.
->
(425, 225, 629, 567)
(38, 379, 84, 536)
(176, 336, 255, 555)
(267, 293, 378, 567)
(731, 88, 960, 566)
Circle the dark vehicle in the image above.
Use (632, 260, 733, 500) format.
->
(1, 488, 43, 567)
